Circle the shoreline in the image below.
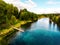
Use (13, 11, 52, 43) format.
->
(0, 20, 32, 41)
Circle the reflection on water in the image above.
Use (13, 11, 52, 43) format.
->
(49, 20, 58, 32)
(9, 30, 60, 45)
(57, 25, 60, 31)
(49, 20, 60, 32)
(1, 18, 60, 45)
(21, 22, 33, 30)
(0, 31, 18, 45)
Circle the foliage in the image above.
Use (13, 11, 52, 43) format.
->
(19, 9, 38, 21)
(0, 0, 38, 30)
(0, 0, 60, 30)
(0, 0, 18, 30)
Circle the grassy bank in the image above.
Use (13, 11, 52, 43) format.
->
(0, 20, 32, 41)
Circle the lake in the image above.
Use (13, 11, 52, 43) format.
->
(5, 18, 60, 45)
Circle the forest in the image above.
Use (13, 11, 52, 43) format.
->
(0, 0, 60, 30)
(0, 0, 60, 45)
(0, 0, 38, 30)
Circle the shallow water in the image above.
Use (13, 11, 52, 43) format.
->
(8, 18, 60, 45)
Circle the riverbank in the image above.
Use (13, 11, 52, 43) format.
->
(49, 16, 60, 26)
(0, 20, 32, 41)
(8, 18, 60, 45)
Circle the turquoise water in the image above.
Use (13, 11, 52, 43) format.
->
(9, 18, 60, 45)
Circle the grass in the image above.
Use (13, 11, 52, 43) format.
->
(0, 20, 32, 40)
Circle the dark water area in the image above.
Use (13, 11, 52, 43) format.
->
(3, 18, 60, 45)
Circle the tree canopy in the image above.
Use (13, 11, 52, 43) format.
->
(0, 0, 38, 30)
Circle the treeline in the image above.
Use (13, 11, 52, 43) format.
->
(19, 9, 38, 21)
(48, 14, 60, 26)
(37, 14, 48, 18)
(0, 0, 60, 30)
(38, 13, 60, 26)
(0, 0, 38, 30)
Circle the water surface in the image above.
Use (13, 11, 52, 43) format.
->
(9, 18, 60, 45)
